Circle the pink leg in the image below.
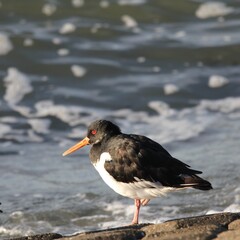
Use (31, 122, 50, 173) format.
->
(131, 199, 141, 225)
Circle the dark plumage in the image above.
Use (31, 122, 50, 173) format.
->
(63, 119, 212, 224)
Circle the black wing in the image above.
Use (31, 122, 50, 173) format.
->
(104, 134, 212, 190)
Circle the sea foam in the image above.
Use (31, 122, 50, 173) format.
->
(163, 84, 179, 95)
(59, 23, 76, 34)
(3, 68, 33, 106)
(121, 15, 138, 28)
(196, 2, 234, 19)
(118, 0, 146, 5)
(27, 119, 51, 134)
(208, 75, 229, 88)
(0, 123, 12, 138)
(42, 3, 57, 16)
(72, 0, 84, 8)
(0, 32, 13, 55)
(3, 95, 240, 145)
(71, 65, 87, 78)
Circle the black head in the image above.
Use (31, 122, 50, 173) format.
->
(87, 120, 121, 145)
(62, 120, 121, 156)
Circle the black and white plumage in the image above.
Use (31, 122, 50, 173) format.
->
(63, 119, 212, 224)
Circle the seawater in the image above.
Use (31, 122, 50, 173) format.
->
(0, 0, 240, 238)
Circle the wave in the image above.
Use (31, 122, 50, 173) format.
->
(1, 94, 240, 145)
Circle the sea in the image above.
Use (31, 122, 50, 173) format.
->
(0, 0, 240, 238)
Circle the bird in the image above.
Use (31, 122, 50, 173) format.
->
(63, 119, 212, 225)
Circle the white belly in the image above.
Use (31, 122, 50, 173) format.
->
(93, 152, 174, 199)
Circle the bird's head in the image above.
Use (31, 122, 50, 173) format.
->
(62, 119, 121, 156)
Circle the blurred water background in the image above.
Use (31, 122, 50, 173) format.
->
(0, 0, 240, 238)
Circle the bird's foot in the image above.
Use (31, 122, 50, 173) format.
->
(140, 199, 150, 206)
(130, 221, 138, 225)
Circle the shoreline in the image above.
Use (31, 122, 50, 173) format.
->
(7, 212, 240, 240)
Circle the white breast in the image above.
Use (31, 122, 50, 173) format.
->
(93, 152, 174, 199)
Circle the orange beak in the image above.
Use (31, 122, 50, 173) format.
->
(62, 137, 90, 156)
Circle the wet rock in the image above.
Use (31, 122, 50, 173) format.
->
(10, 233, 62, 240)
(8, 212, 240, 240)
(215, 219, 240, 240)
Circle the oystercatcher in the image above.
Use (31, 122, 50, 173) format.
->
(63, 120, 212, 224)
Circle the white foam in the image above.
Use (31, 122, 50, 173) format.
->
(198, 97, 240, 113)
(57, 48, 70, 56)
(100, 199, 163, 228)
(163, 84, 179, 95)
(71, 65, 87, 78)
(0, 219, 51, 237)
(5, 95, 240, 145)
(59, 23, 76, 34)
(91, 23, 101, 34)
(0, 116, 18, 124)
(146, 97, 240, 143)
(42, 3, 57, 16)
(41, 76, 49, 82)
(0, 226, 30, 237)
(10, 211, 24, 218)
(137, 56, 146, 63)
(11, 100, 105, 129)
(33, 193, 44, 199)
(148, 101, 175, 116)
(103, 200, 130, 214)
(118, 0, 146, 5)
(175, 31, 186, 38)
(52, 37, 62, 45)
(0, 123, 12, 137)
(196, 2, 234, 19)
(208, 75, 229, 88)
(3, 68, 33, 106)
(28, 128, 44, 142)
(121, 15, 138, 28)
(23, 38, 34, 47)
(100, 0, 110, 8)
(28, 119, 51, 134)
(116, 98, 240, 145)
(224, 204, 240, 213)
(33, 100, 84, 126)
(152, 66, 161, 72)
(206, 209, 221, 215)
(99, 201, 133, 227)
(11, 105, 32, 117)
(206, 204, 240, 215)
(0, 32, 13, 55)
(223, 35, 231, 43)
(117, 98, 224, 144)
(72, 0, 84, 8)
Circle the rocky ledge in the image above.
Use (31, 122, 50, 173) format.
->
(9, 212, 240, 240)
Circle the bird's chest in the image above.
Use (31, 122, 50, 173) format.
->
(92, 151, 136, 198)
(93, 152, 119, 191)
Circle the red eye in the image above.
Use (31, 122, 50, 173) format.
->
(91, 129, 97, 135)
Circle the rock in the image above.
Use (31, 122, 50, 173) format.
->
(229, 219, 240, 230)
(10, 233, 62, 240)
(8, 212, 240, 240)
(215, 219, 240, 240)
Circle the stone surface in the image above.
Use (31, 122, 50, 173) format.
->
(228, 219, 240, 230)
(7, 212, 240, 240)
(214, 218, 240, 240)
(10, 233, 62, 240)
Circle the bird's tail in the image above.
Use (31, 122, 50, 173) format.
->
(179, 174, 212, 191)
